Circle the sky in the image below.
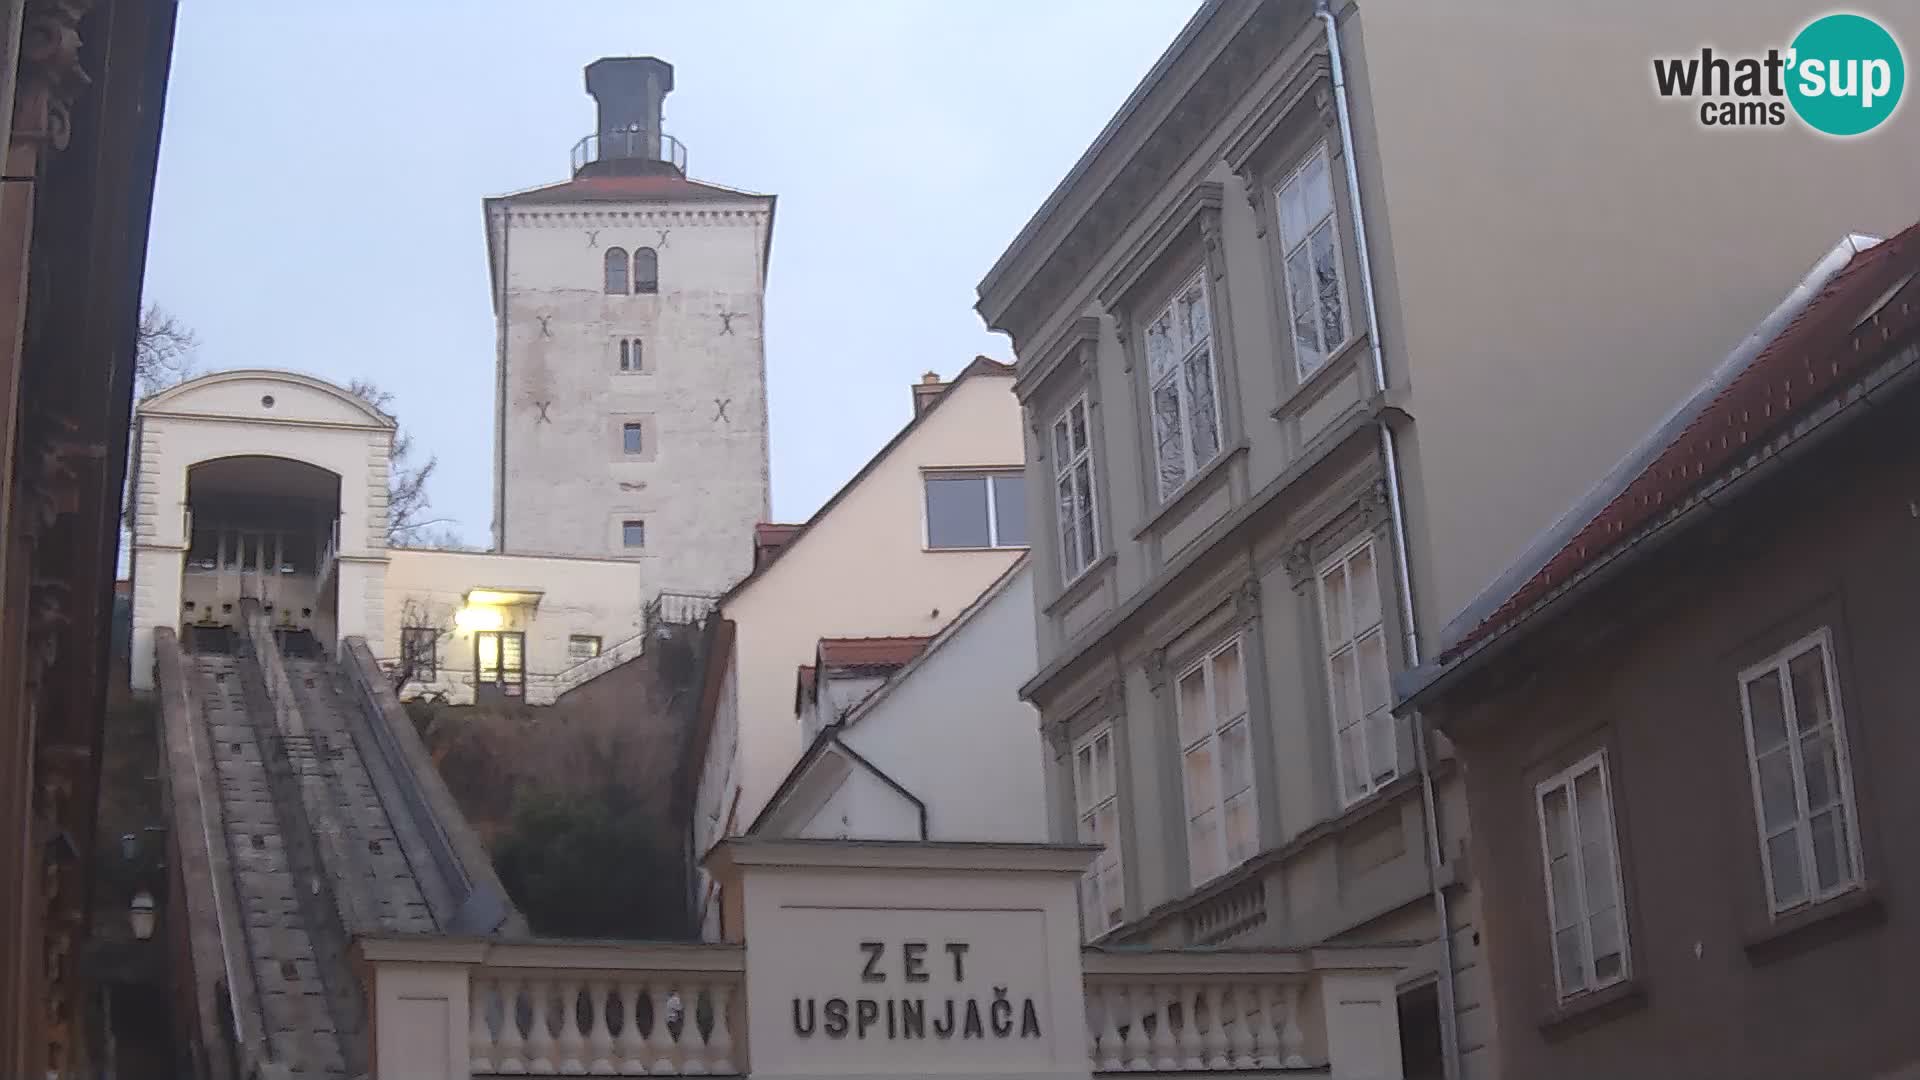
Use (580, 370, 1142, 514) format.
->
(143, 1, 1202, 543)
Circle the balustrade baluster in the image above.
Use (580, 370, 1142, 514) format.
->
(1252, 983, 1281, 1068)
(1117, 984, 1148, 1071)
(471, 978, 497, 1074)
(556, 978, 586, 1074)
(586, 979, 616, 1075)
(526, 978, 557, 1074)
(1095, 986, 1122, 1071)
(1280, 983, 1307, 1067)
(1229, 983, 1257, 1068)
(707, 981, 735, 1074)
(615, 980, 649, 1075)
(680, 981, 712, 1075)
(1152, 984, 1178, 1071)
(1204, 984, 1231, 1069)
(651, 983, 679, 1075)
(1179, 984, 1206, 1070)
(496, 977, 528, 1075)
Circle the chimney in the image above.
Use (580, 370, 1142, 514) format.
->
(579, 57, 679, 177)
(912, 371, 947, 417)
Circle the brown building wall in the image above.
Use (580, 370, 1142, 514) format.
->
(1445, 387, 1920, 1080)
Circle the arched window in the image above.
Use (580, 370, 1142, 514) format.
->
(603, 247, 629, 294)
(633, 247, 659, 294)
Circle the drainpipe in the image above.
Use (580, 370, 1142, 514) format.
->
(1316, 3, 1461, 1078)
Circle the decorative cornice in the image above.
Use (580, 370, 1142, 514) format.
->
(497, 207, 769, 229)
(1013, 313, 1104, 403)
(1282, 539, 1316, 589)
(12, 0, 93, 151)
(1095, 180, 1226, 311)
(1232, 576, 1262, 625)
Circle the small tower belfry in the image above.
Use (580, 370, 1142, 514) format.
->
(484, 56, 774, 599)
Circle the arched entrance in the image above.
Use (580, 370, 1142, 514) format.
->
(181, 455, 342, 653)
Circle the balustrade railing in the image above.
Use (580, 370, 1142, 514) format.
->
(465, 943, 745, 1076)
(1082, 952, 1311, 1073)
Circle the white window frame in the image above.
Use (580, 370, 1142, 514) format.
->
(1534, 750, 1631, 1002)
(1144, 270, 1224, 501)
(922, 469, 1027, 550)
(1737, 627, 1864, 917)
(618, 337, 643, 372)
(1317, 536, 1398, 806)
(1273, 143, 1352, 381)
(1051, 393, 1100, 583)
(1072, 724, 1125, 938)
(622, 422, 644, 455)
(1173, 635, 1257, 887)
(621, 519, 645, 549)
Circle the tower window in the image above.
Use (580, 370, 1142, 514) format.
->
(618, 337, 643, 372)
(634, 247, 658, 294)
(604, 246, 629, 294)
(622, 520, 646, 548)
(623, 422, 644, 455)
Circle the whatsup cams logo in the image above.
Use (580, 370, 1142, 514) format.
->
(1653, 12, 1905, 135)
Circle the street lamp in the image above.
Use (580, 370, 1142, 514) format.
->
(129, 889, 156, 941)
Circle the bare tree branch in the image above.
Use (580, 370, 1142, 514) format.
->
(135, 304, 197, 398)
(347, 377, 447, 546)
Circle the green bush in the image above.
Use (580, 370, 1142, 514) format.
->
(492, 783, 687, 940)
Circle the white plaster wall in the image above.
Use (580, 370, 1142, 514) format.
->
(490, 196, 773, 601)
(719, 373, 1027, 840)
(128, 371, 392, 690)
(381, 547, 646, 706)
(836, 563, 1046, 843)
(796, 768, 922, 842)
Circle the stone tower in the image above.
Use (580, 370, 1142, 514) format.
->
(483, 57, 773, 598)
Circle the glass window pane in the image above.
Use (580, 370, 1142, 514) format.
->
(1184, 349, 1220, 466)
(1589, 907, 1624, 981)
(1074, 462, 1097, 562)
(1580, 836, 1616, 917)
(1348, 545, 1379, 630)
(1213, 643, 1246, 722)
(1328, 649, 1357, 729)
(1357, 631, 1390, 715)
(623, 423, 643, 454)
(1070, 400, 1089, 454)
(1178, 668, 1210, 746)
(1183, 742, 1218, 820)
(1074, 745, 1093, 812)
(604, 247, 628, 294)
(1189, 810, 1221, 885)
(1277, 170, 1315, 246)
(1799, 730, 1840, 811)
(1224, 790, 1256, 865)
(1541, 786, 1572, 859)
(1300, 151, 1334, 228)
(991, 473, 1027, 547)
(1366, 709, 1398, 784)
(1548, 854, 1579, 930)
(1056, 476, 1081, 574)
(1146, 311, 1177, 381)
(1287, 246, 1324, 375)
(1310, 220, 1346, 348)
(622, 520, 645, 548)
(1052, 416, 1072, 470)
(1810, 808, 1853, 891)
(1339, 723, 1368, 803)
(1757, 749, 1798, 832)
(1153, 379, 1186, 496)
(1745, 670, 1788, 753)
(925, 476, 990, 548)
(1767, 829, 1806, 907)
(1179, 279, 1211, 349)
(1219, 720, 1252, 797)
(1788, 646, 1833, 732)
(633, 247, 659, 293)
(1321, 565, 1350, 645)
(1554, 926, 1587, 993)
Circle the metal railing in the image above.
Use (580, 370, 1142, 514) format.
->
(644, 590, 720, 637)
(571, 129, 688, 174)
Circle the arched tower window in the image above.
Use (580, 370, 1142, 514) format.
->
(604, 247, 629, 294)
(633, 247, 659, 294)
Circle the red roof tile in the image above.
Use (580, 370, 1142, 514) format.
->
(498, 173, 766, 205)
(816, 636, 933, 670)
(1442, 223, 1920, 663)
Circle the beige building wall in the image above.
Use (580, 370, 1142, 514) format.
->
(1342, 0, 1920, 634)
(693, 370, 1028, 932)
(380, 547, 646, 706)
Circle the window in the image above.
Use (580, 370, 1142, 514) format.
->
(633, 247, 659, 293)
(1175, 637, 1256, 886)
(1052, 395, 1100, 581)
(400, 626, 438, 681)
(1145, 272, 1222, 499)
(474, 630, 525, 699)
(623, 422, 644, 455)
(622, 519, 646, 549)
(603, 247, 629, 294)
(618, 338, 643, 372)
(1738, 628, 1863, 915)
(1319, 538, 1396, 805)
(568, 635, 603, 663)
(923, 471, 1026, 549)
(1073, 726, 1125, 937)
(1275, 145, 1350, 380)
(1535, 752, 1629, 1001)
